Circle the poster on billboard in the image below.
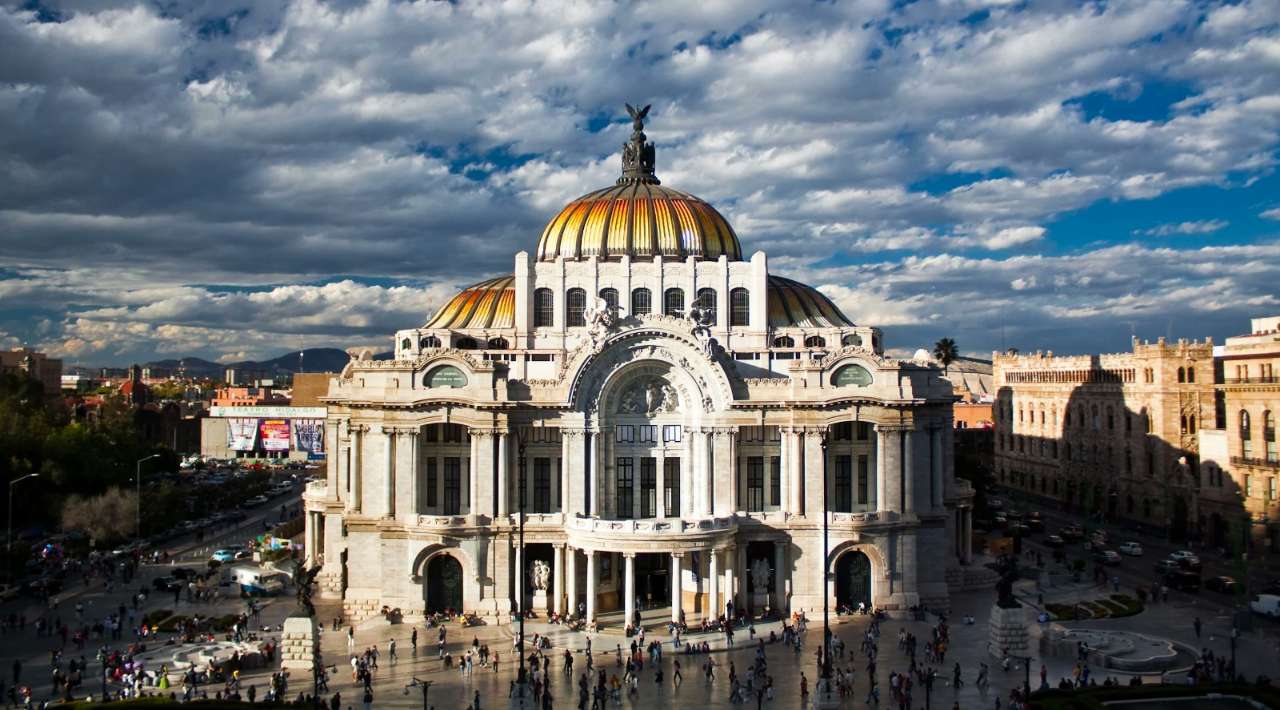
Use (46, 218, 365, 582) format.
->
(293, 419, 325, 458)
(259, 419, 291, 451)
(228, 418, 258, 451)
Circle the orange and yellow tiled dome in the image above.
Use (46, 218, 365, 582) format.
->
(536, 183, 742, 262)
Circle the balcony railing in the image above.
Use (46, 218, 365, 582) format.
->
(1232, 455, 1280, 469)
(1224, 376, 1279, 384)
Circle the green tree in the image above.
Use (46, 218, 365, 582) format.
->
(933, 337, 959, 375)
(61, 488, 137, 544)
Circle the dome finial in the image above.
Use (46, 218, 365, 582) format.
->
(618, 103, 660, 185)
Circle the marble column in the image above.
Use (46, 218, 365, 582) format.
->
(679, 442, 692, 517)
(623, 553, 636, 629)
(585, 551, 597, 623)
(671, 553, 683, 623)
(931, 427, 943, 510)
(382, 427, 395, 518)
(702, 430, 715, 516)
(724, 547, 737, 616)
(707, 549, 719, 621)
(395, 429, 418, 519)
(304, 511, 316, 566)
(713, 430, 735, 517)
(803, 429, 826, 519)
(868, 426, 879, 512)
(727, 429, 738, 513)
(497, 431, 509, 516)
(789, 430, 804, 513)
(566, 548, 578, 617)
(325, 420, 340, 498)
(552, 545, 564, 615)
(586, 431, 597, 516)
(778, 427, 791, 514)
(565, 430, 587, 516)
(468, 433, 479, 516)
(773, 542, 787, 614)
(350, 425, 364, 512)
(903, 427, 917, 515)
(879, 425, 902, 513)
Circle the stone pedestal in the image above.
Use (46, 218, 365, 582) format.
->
(279, 615, 320, 672)
(809, 677, 841, 709)
(987, 603, 1030, 659)
(532, 589, 549, 615)
(752, 592, 771, 616)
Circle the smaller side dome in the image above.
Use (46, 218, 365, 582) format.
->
(425, 276, 514, 329)
(767, 276, 853, 329)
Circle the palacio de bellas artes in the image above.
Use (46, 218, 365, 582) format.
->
(303, 105, 974, 629)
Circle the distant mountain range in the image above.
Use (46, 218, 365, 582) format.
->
(139, 348, 377, 377)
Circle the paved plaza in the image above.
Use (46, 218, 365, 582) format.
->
(3, 544, 1279, 709)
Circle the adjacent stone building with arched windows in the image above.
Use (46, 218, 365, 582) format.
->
(302, 111, 970, 625)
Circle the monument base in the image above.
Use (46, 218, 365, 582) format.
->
(987, 603, 1030, 659)
(279, 615, 320, 672)
(752, 592, 771, 617)
(532, 590, 549, 615)
(810, 677, 841, 709)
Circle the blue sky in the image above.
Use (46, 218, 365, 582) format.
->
(0, 0, 1278, 365)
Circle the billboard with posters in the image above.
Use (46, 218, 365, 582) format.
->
(259, 419, 291, 451)
(292, 419, 325, 459)
(228, 418, 258, 451)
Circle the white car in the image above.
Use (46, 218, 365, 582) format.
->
(1250, 594, 1280, 618)
(1118, 542, 1144, 556)
(988, 498, 1004, 510)
(1169, 550, 1197, 561)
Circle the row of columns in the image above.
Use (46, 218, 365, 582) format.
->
(328, 419, 947, 521)
(521, 543, 790, 625)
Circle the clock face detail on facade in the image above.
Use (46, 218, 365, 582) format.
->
(302, 108, 973, 626)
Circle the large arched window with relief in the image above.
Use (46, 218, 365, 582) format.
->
(631, 288, 652, 316)
(804, 335, 826, 348)
(1265, 410, 1277, 463)
(419, 335, 441, 349)
(694, 288, 717, 325)
(566, 288, 587, 327)
(772, 335, 795, 348)
(663, 288, 685, 317)
(533, 288, 554, 328)
(729, 287, 750, 327)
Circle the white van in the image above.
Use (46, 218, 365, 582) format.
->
(1249, 593, 1280, 618)
(230, 565, 288, 596)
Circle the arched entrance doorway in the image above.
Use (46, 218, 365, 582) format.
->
(834, 551, 872, 611)
(424, 555, 463, 613)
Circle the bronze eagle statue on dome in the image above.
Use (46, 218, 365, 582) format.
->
(625, 103, 651, 130)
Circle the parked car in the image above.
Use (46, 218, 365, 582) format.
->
(1169, 550, 1199, 562)
(1154, 559, 1181, 575)
(1008, 522, 1031, 536)
(1118, 542, 1144, 556)
(1026, 516, 1045, 532)
(152, 576, 182, 593)
(1061, 525, 1085, 541)
(1250, 593, 1280, 618)
(988, 498, 1004, 510)
(1044, 534, 1065, 548)
(1205, 576, 1242, 594)
(1162, 570, 1201, 592)
(1175, 556, 1203, 572)
(1093, 550, 1122, 565)
(245, 495, 269, 506)
(211, 548, 248, 563)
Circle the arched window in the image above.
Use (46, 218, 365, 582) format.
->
(455, 337, 478, 350)
(533, 288, 554, 328)
(1039, 405, 1045, 425)
(631, 288, 652, 316)
(599, 288, 619, 310)
(419, 335, 441, 349)
(1241, 410, 1253, 459)
(487, 337, 508, 350)
(1189, 416, 1196, 434)
(566, 288, 587, 327)
(1187, 366, 1196, 383)
(401, 338, 412, 351)
(729, 287, 750, 327)
(1125, 448, 1133, 474)
(1180, 415, 1188, 434)
(804, 335, 826, 348)
(694, 288, 717, 325)
(663, 288, 685, 317)
(1091, 404, 1100, 430)
(1106, 405, 1114, 430)
(842, 333, 863, 347)
(772, 336, 795, 348)
(1265, 411, 1277, 463)
(1065, 442, 1072, 461)
(1177, 367, 1186, 383)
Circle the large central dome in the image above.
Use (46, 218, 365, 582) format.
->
(535, 103, 743, 263)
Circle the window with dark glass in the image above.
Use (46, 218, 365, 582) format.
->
(401, 338, 411, 351)
(631, 288, 652, 315)
(664, 457, 680, 515)
(616, 458, 634, 519)
(443, 457, 461, 514)
(637, 425, 657, 443)
(455, 337, 477, 350)
(599, 288, 619, 310)
(747, 456, 765, 512)
(695, 288, 717, 325)
(420, 335, 441, 349)
(857, 422, 871, 440)
(662, 425, 682, 443)
(858, 455, 869, 504)
(566, 288, 587, 327)
(833, 455, 853, 512)
(804, 335, 826, 348)
(730, 288, 750, 327)
(640, 457, 656, 518)
(773, 336, 794, 348)
(1241, 410, 1253, 458)
(534, 288, 554, 328)
(664, 288, 685, 317)
(426, 458, 438, 508)
(770, 457, 781, 506)
(534, 457, 551, 513)
(487, 337, 508, 349)
(615, 425, 633, 443)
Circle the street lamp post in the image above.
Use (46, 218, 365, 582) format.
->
(513, 428, 531, 708)
(812, 428, 835, 709)
(136, 454, 161, 541)
(6, 472, 39, 585)
(404, 678, 432, 710)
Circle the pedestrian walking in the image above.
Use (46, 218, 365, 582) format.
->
(1194, 616, 1202, 640)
